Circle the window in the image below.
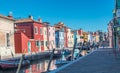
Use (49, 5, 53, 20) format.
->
(40, 28, 42, 34)
(45, 30, 46, 35)
(36, 41, 39, 46)
(46, 41, 48, 46)
(6, 33, 10, 47)
(41, 41, 44, 46)
(34, 27, 38, 34)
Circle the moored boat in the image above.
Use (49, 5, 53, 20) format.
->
(55, 60, 70, 65)
(0, 59, 30, 70)
(55, 50, 70, 65)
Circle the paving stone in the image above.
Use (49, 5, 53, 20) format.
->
(56, 48, 120, 73)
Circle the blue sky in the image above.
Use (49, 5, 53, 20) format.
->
(0, 0, 114, 32)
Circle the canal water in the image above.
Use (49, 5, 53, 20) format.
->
(0, 58, 60, 73)
(0, 50, 88, 73)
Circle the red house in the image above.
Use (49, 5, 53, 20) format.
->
(14, 16, 44, 53)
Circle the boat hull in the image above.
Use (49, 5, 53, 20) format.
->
(0, 60, 30, 70)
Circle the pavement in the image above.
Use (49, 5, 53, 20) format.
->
(52, 48, 120, 73)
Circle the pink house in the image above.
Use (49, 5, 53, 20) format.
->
(43, 22, 56, 50)
(48, 26, 56, 50)
(77, 29, 84, 43)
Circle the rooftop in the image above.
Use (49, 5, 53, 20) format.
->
(0, 14, 15, 21)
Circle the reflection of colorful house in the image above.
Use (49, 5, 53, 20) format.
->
(25, 60, 57, 73)
(0, 14, 15, 59)
(15, 16, 44, 53)
(25, 64, 41, 73)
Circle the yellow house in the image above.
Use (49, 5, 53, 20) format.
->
(83, 32, 88, 42)
(95, 33, 99, 43)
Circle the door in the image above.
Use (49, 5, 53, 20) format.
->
(28, 41, 31, 53)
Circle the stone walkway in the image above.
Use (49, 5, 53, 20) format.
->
(53, 48, 120, 73)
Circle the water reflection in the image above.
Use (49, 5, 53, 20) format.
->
(25, 59, 57, 73)
(0, 59, 58, 73)
(0, 50, 88, 73)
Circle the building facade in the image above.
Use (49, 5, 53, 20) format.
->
(43, 22, 56, 50)
(76, 29, 84, 44)
(95, 32, 100, 43)
(48, 26, 56, 50)
(43, 27, 48, 51)
(88, 32, 93, 43)
(54, 22, 65, 49)
(15, 16, 45, 53)
(83, 32, 88, 42)
(108, 20, 114, 48)
(0, 14, 15, 59)
(67, 28, 74, 47)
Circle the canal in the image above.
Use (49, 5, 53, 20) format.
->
(0, 50, 88, 73)
(0, 57, 61, 73)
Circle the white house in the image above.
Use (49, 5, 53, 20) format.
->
(0, 14, 15, 59)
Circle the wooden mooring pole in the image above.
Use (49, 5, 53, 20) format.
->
(46, 49, 55, 73)
(71, 38, 77, 61)
(16, 54, 24, 73)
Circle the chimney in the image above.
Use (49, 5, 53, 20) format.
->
(29, 15, 33, 19)
(38, 18, 42, 23)
(8, 12, 13, 19)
